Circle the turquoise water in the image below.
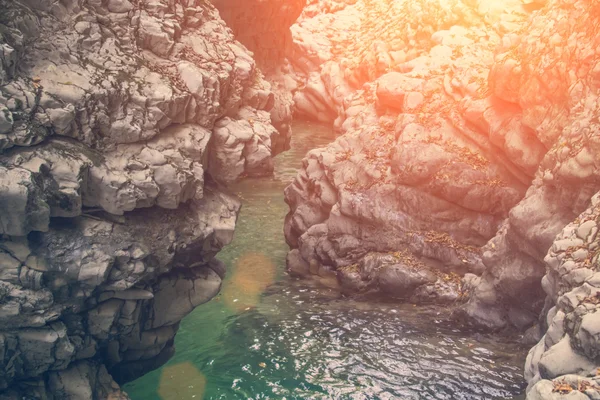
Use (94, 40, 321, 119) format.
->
(124, 121, 528, 400)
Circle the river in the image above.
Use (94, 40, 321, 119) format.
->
(124, 120, 528, 400)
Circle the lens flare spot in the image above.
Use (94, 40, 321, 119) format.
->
(222, 252, 277, 312)
(158, 362, 206, 400)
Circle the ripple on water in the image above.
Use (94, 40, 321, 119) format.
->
(124, 121, 527, 400)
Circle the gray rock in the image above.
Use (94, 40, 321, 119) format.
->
(538, 336, 596, 379)
(524, 194, 600, 399)
(377, 264, 437, 298)
(0, 0, 283, 396)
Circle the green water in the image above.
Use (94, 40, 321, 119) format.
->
(124, 121, 528, 400)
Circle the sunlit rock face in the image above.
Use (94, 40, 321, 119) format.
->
(288, 0, 535, 123)
(0, 0, 284, 397)
(283, 0, 600, 340)
(284, 0, 534, 305)
(459, 0, 600, 332)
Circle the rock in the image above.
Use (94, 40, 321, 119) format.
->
(209, 108, 278, 182)
(146, 265, 222, 329)
(0, 167, 50, 236)
(283, 0, 600, 347)
(523, 193, 600, 398)
(283, 0, 553, 309)
(107, 0, 133, 13)
(286, 248, 310, 276)
(527, 377, 595, 400)
(0, 0, 277, 396)
(137, 12, 175, 57)
(538, 336, 596, 379)
(377, 264, 437, 298)
(376, 73, 425, 111)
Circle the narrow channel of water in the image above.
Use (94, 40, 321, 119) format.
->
(124, 120, 528, 400)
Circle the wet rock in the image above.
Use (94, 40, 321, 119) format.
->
(377, 264, 437, 298)
(286, 248, 310, 277)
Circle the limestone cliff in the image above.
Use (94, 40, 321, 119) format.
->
(284, 0, 537, 305)
(211, 0, 307, 157)
(460, 0, 600, 332)
(0, 0, 289, 397)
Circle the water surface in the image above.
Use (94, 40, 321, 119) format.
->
(125, 121, 528, 399)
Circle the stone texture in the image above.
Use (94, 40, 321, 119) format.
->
(282, 7, 600, 399)
(460, 0, 600, 330)
(283, 0, 534, 304)
(212, 0, 306, 71)
(211, 0, 305, 155)
(0, 0, 276, 397)
(282, 0, 600, 330)
(524, 194, 600, 399)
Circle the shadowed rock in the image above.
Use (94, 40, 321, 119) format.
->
(0, 0, 281, 397)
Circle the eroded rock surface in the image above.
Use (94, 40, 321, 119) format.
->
(211, 0, 305, 70)
(459, 0, 600, 331)
(284, 1, 600, 398)
(0, 0, 284, 397)
(283, 0, 600, 333)
(211, 0, 306, 157)
(284, 0, 535, 305)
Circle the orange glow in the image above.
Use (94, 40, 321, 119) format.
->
(159, 362, 206, 400)
(221, 252, 277, 312)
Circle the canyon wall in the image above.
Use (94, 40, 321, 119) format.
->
(0, 0, 292, 397)
(211, 0, 307, 158)
(525, 194, 600, 399)
(283, 0, 600, 335)
(211, 0, 306, 71)
(282, 0, 600, 396)
(284, 0, 538, 308)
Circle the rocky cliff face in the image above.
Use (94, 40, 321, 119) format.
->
(211, 0, 307, 159)
(460, 0, 600, 331)
(284, 0, 537, 304)
(284, 0, 600, 328)
(211, 0, 305, 71)
(283, 0, 600, 396)
(0, 0, 288, 397)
